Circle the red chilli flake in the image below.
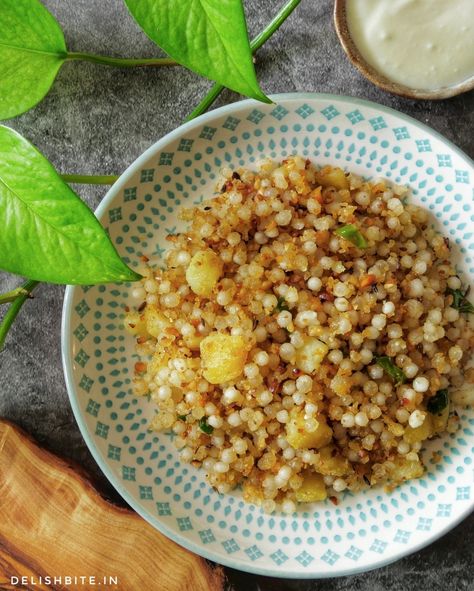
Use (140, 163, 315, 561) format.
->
(359, 274, 377, 290)
(268, 377, 279, 393)
(134, 362, 147, 373)
(137, 301, 146, 312)
(318, 291, 334, 303)
(329, 496, 339, 506)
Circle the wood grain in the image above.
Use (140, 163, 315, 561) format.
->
(0, 420, 224, 591)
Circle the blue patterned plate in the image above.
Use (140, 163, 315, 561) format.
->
(62, 94, 474, 577)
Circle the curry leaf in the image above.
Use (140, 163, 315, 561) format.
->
(273, 296, 289, 313)
(427, 389, 449, 415)
(0, 125, 141, 284)
(446, 287, 474, 314)
(198, 417, 214, 435)
(375, 356, 406, 386)
(124, 0, 270, 103)
(0, 0, 68, 120)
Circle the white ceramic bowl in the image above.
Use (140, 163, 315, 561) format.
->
(62, 94, 474, 577)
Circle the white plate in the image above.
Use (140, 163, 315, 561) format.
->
(62, 94, 474, 577)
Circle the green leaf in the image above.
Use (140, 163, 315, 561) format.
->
(273, 296, 289, 314)
(124, 0, 270, 103)
(446, 287, 474, 314)
(427, 389, 449, 415)
(0, 0, 68, 120)
(198, 417, 214, 435)
(0, 125, 141, 284)
(375, 356, 406, 386)
(334, 224, 368, 248)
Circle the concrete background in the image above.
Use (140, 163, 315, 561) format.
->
(1, 0, 473, 589)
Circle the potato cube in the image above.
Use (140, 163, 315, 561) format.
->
(243, 481, 264, 504)
(143, 306, 171, 338)
(200, 333, 249, 384)
(451, 387, 474, 406)
(388, 457, 424, 482)
(286, 409, 333, 449)
(315, 445, 351, 476)
(403, 414, 434, 444)
(431, 404, 449, 434)
(295, 471, 327, 503)
(316, 166, 349, 190)
(186, 249, 223, 297)
(295, 336, 328, 374)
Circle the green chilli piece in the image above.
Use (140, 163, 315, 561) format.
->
(334, 224, 368, 248)
(375, 356, 406, 386)
(446, 287, 474, 314)
(427, 389, 449, 415)
(198, 417, 214, 435)
(274, 296, 290, 313)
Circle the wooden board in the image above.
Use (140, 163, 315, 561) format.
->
(0, 420, 224, 591)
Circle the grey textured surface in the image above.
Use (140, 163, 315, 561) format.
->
(0, 0, 473, 589)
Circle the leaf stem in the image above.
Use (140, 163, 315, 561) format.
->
(66, 52, 177, 68)
(61, 174, 119, 185)
(0, 280, 39, 351)
(62, 0, 302, 183)
(250, 0, 302, 53)
(185, 84, 224, 122)
(0, 286, 32, 305)
(185, 0, 301, 121)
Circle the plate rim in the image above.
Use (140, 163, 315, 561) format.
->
(61, 92, 474, 578)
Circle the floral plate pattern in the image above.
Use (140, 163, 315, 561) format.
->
(62, 94, 474, 577)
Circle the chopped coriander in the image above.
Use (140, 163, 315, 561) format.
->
(375, 356, 406, 386)
(177, 414, 187, 421)
(427, 389, 449, 415)
(274, 296, 289, 313)
(446, 287, 474, 314)
(334, 224, 368, 249)
(198, 417, 214, 434)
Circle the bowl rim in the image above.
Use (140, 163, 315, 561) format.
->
(333, 0, 474, 100)
(62, 92, 474, 578)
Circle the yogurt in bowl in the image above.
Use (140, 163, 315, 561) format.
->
(335, 0, 474, 99)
